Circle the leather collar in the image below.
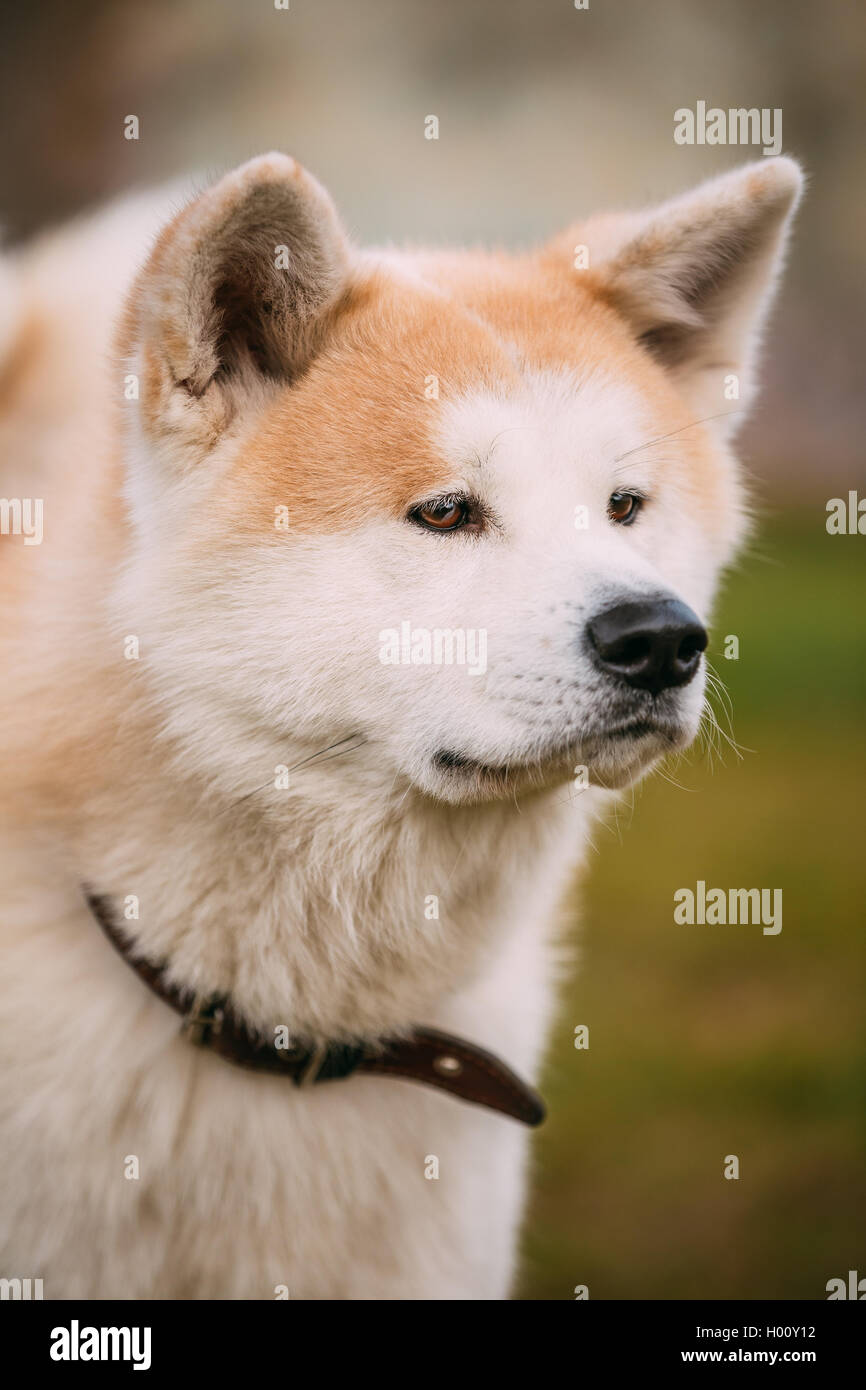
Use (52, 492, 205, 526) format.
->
(83, 890, 545, 1127)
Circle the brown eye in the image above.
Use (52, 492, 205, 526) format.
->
(607, 491, 643, 525)
(412, 499, 469, 532)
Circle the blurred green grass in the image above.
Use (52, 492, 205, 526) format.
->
(520, 510, 866, 1299)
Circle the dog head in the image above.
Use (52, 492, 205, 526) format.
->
(117, 153, 801, 806)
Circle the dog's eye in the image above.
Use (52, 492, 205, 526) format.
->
(607, 491, 643, 525)
(411, 498, 469, 532)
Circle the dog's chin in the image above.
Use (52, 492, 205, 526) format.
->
(417, 719, 695, 805)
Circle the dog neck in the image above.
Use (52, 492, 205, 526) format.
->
(76, 715, 589, 1044)
(82, 886, 547, 1125)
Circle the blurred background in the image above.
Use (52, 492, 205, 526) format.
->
(2, 0, 863, 1297)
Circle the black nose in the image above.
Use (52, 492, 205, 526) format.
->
(587, 597, 707, 695)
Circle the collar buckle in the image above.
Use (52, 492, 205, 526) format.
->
(182, 996, 226, 1047)
(290, 1039, 368, 1086)
(297, 1039, 328, 1087)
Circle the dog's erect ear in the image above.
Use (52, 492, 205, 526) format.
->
(124, 153, 350, 457)
(569, 159, 803, 435)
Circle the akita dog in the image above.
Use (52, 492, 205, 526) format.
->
(0, 153, 800, 1299)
